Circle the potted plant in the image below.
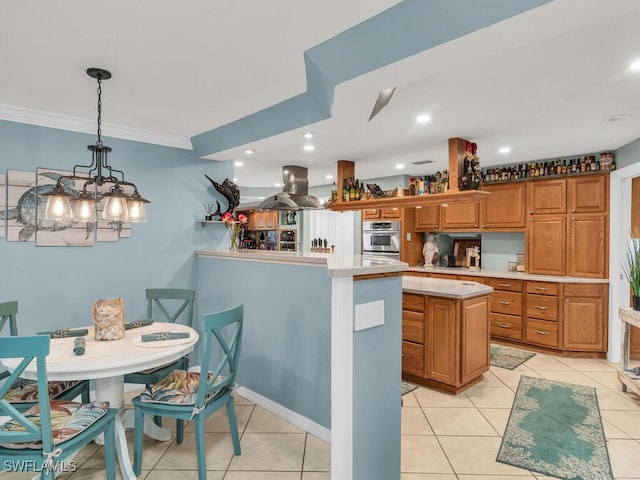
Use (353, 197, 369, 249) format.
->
(623, 227, 640, 310)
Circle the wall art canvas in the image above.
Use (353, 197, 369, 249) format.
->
(5, 170, 36, 242)
(0, 172, 6, 238)
(35, 167, 95, 247)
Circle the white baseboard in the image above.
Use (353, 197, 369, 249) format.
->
(235, 385, 331, 444)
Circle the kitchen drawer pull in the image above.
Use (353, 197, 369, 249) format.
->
(535, 305, 549, 310)
(535, 287, 549, 291)
(497, 324, 511, 329)
(498, 301, 511, 305)
(534, 330, 549, 335)
(498, 283, 511, 287)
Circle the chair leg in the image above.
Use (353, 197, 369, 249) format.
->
(226, 396, 241, 455)
(104, 417, 117, 480)
(81, 382, 91, 404)
(176, 418, 185, 444)
(133, 408, 145, 476)
(195, 417, 207, 480)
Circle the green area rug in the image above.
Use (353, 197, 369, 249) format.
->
(401, 381, 419, 396)
(491, 344, 535, 370)
(497, 376, 613, 480)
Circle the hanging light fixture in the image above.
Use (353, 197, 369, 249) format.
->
(43, 68, 149, 224)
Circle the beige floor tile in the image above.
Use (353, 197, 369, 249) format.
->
(413, 387, 474, 408)
(554, 357, 617, 372)
(301, 473, 331, 480)
(491, 370, 542, 388)
(473, 371, 507, 387)
(228, 433, 305, 471)
(602, 418, 632, 439)
(155, 432, 236, 471)
(465, 386, 515, 409)
(601, 409, 640, 438)
(65, 469, 125, 480)
(303, 434, 331, 472)
(438, 436, 529, 476)
(224, 473, 301, 479)
(606, 438, 640, 478)
(401, 475, 457, 479)
(478, 408, 512, 436)
(183, 404, 254, 433)
(534, 370, 605, 388)
(582, 370, 623, 389)
(524, 355, 573, 371)
(596, 388, 640, 410)
(233, 394, 256, 406)
(402, 391, 420, 407)
(423, 407, 498, 436)
(457, 475, 535, 479)
(401, 435, 453, 474)
(402, 406, 433, 435)
(144, 471, 224, 480)
(244, 406, 305, 433)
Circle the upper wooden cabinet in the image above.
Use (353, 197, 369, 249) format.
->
(568, 174, 608, 213)
(480, 183, 526, 229)
(568, 214, 607, 278)
(363, 207, 402, 220)
(415, 205, 440, 230)
(527, 178, 567, 215)
(439, 202, 479, 230)
(248, 211, 278, 230)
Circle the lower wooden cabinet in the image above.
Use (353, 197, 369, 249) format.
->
(402, 292, 490, 394)
(562, 283, 607, 351)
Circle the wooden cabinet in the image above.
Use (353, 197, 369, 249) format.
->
(481, 183, 526, 229)
(567, 214, 607, 278)
(525, 281, 559, 349)
(439, 202, 479, 230)
(363, 207, 401, 220)
(487, 278, 524, 341)
(568, 175, 607, 213)
(562, 283, 607, 352)
(527, 215, 566, 275)
(402, 292, 490, 394)
(248, 211, 278, 230)
(527, 179, 567, 215)
(414, 205, 440, 231)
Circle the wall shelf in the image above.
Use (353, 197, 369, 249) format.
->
(199, 220, 224, 227)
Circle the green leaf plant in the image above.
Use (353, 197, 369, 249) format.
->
(623, 227, 640, 297)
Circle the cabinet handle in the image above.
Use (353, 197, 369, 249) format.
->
(482, 224, 486, 228)
(529, 218, 533, 222)
(474, 224, 478, 228)
(571, 209, 576, 213)
(498, 301, 511, 305)
(529, 210, 533, 214)
(571, 217, 575, 221)
(535, 330, 549, 335)
(535, 287, 549, 291)
(497, 324, 511, 329)
(535, 305, 549, 310)
(435, 225, 439, 228)
(498, 283, 511, 287)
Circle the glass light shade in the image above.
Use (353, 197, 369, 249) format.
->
(127, 199, 148, 222)
(44, 194, 73, 221)
(102, 195, 129, 221)
(72, 197, 97, 223)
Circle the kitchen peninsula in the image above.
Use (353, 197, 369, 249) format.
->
(195, 249, 407, 480)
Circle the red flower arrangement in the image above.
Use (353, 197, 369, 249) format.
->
(221, 212, 248, 250)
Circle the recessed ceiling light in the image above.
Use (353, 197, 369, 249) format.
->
(604, 113, 633, 122)
(303, 144, 315, 151)
(326, 174, 333, 179)
(630, 60, 640, 71)
(303, 132, 314, 139)
(274, 182, 281, 187)
(396, 164, 405, 169)
(498, 147, 511, 154)
(244, 149, 254, 154)
(233, 178, 238, 182)
(235, 161, 244, 167)
(416, 114, 431, 123)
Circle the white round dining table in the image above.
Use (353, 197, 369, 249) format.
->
(1, 322, 199, 480)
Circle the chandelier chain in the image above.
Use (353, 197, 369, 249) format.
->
(96, 77, 103, 146)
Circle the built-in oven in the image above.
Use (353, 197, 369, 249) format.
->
(362, 220, 400, 259)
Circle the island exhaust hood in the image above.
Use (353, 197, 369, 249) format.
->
(258, 165, 325, 210)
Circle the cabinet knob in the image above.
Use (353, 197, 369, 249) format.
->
(474, 224, 478, 228)
(529, 218, 533, 222)
(529, 210, 533, 214)
(571, 217, 575, 221)
(435, 225, 439, 228)
(571, 209, 576, 213)
(482, 224, 486, 228)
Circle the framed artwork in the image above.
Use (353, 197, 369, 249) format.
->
(6, 170, 36, 242)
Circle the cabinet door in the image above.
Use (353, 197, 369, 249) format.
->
(415, 205, 439, 230)
(381, 207, 401, 219)
(563, 295, 605, 351)
(568, 214, 607, 278)
(481, 183, 526, 229)
(265, 211, 278, 229)
(460, 296, 490, 385)
(569, 174, 607, 213)
(527, 179, 566, 214)
(248, 212, 259, 230)
(362, 208, 381, 220)
(426, 297, 458, 385)
(527, 215, 566, 275)
(439, 202, 479, 230)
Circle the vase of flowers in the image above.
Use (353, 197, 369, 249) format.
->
(623, 227, 640, 310)
(222, 212, 248, 251)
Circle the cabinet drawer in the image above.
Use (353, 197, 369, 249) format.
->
(491, 313, 523, 340)
(402, 294, 424, 312)
(402, 341, 425, 376)
(526, 319, 559, 348)
(458, 275, 485, 284)
(563, 283, 607, 297)
(491, 291, 523, 316)
(402, 311, 424, 344)
(526, 294, 558, 321)
(526, 281, 558, 296)
(486, 278, 524, 292)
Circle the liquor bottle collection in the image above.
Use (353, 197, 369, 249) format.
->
(329, 177, 366, 202)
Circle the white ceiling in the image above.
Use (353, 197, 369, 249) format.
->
(2, 0, 640, 191)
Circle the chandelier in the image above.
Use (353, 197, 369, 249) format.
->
(43, 68, 149, 224)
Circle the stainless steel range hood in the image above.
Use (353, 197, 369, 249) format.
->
(258, 165, 325, 210)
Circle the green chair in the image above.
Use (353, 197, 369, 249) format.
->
(132, 304, 243, 480)
(0, 335, 118, 480)
(0, 300, 90, 407)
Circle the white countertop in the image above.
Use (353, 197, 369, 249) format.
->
(402, 275, 494, 299)
(195, 250, 409, 278)
(406, 266, 609, 284)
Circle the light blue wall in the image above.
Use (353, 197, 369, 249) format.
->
(480, 232, 525, 271)
(0, 120, 232, 334)
(616, 137, 640, 170)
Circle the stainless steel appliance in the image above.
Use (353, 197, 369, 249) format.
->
(362, 220, 400, 259)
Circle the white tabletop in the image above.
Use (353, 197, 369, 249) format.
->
(1, 322, 199, 382)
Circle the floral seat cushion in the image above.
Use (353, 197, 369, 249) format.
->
(140, 370, 222, 405)
(3, 379, 83, 404)
(0, 400, 110, 449)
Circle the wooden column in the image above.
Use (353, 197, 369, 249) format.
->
(448, 137, 468, 193)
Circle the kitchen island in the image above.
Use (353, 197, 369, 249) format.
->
(402, 276, 493, 394)
(195, 249, 407, 480)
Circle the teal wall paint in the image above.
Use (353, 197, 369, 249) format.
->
(353, 276, 402, 480)
(480, 232, 525, 271)
(0, 120, 231, 335)
(616, 137, 640, 169)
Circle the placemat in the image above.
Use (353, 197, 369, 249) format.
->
(47, 337, 111, 363)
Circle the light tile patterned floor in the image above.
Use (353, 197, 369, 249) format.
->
(3, 349, 640, 479)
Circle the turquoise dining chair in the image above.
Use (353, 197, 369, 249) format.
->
(0, 335, 118, 480)
(0, 300, 90, 407)
(132, 304, 243, 480)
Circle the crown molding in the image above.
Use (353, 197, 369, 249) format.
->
(0, 104, 193, 150)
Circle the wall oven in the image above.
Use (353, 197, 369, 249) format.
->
(362, 221, 400, 259)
